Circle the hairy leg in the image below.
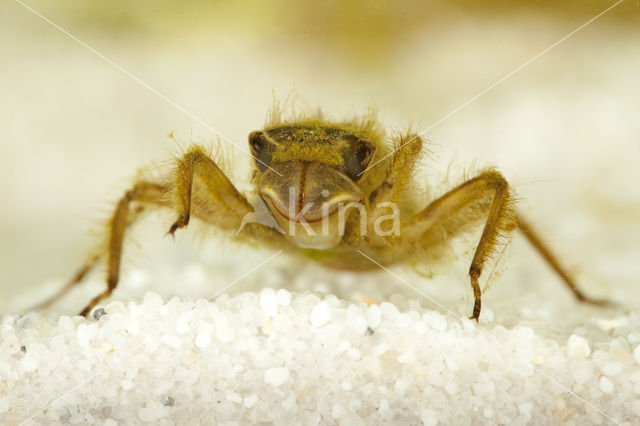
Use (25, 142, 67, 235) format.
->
(368, 132, 423, 207)
(361, 133, 423, 249)
(516, 214, 608, 306)
(30, 252, 102, 311)
(78, 182, 167, 316)
(40, 146, 283, 316)
(32, 183, 165, 314)
(82, 145, 261, 316)
(406, 170, 515, 321)
(168, 146, 254, 235)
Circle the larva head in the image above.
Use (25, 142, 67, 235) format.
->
(249, 124, 377, 249)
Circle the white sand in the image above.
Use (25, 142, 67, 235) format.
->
(3, 276, 640, 424)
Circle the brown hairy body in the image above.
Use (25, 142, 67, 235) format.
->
(35, 109, 606, 321)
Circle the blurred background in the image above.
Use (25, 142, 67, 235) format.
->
(1, 1, 638, 327)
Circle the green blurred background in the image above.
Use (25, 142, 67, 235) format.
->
(1, 0, 639, 312)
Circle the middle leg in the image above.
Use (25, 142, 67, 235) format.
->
(405, 170, 515, 321)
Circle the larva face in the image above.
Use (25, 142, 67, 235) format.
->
(249, 124, 376, 249)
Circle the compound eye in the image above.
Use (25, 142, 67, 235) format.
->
(355, 142, 375, 169)
(249, 131, 265, 152)
(248, 131, 273, 172)
(342, 139, 376, 180)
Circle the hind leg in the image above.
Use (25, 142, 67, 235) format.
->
(516, 214, 609, 306)
(30, 252, 102, 311)
(77, 182, 168, 316)
(33, 181, 168, 315)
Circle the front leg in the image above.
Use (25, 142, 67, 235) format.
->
(405, 170, 516, 321)
(364, 132, 423, 247)
(368, 132, 423, 207)
(168, 146, 254, 235)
